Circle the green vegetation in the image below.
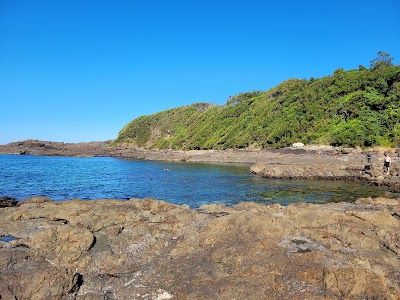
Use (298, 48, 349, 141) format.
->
(115, 52, 400, 149)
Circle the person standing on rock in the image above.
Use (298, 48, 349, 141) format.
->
(383, 152, 392, 175)
(366, 153, 371, 164)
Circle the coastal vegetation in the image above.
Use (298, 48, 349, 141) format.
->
(115, 52, 400, 149)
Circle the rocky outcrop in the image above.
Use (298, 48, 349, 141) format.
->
(250, 162, 364, 180)
(0, 197, 399, 299)
(250, 152, 400, 189)
(361, 163, 400, 187)
(0, 139, 113, 157)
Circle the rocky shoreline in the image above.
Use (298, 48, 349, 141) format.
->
(0, 196, 399, 299)
(1, 139, 399, 189)
(1, 141, 400, 299)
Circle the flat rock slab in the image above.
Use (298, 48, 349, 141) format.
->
(0, 197, 399, 299)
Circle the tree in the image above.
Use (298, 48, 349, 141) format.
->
(358, 65, 367, 70)
(370, 51, 394, 69)
(225, 91, 264, 106)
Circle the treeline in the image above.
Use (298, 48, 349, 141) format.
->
(115, 52, 400, 149)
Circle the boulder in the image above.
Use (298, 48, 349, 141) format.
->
(292, 142, 305, 148)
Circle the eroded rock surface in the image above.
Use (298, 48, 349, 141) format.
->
(250, 162, 363, 180)
(0, 197, 399, 299)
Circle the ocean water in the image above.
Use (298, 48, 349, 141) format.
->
(1, 154, 398, 208)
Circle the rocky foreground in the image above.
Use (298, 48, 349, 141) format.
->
(1, 196, 399, 299)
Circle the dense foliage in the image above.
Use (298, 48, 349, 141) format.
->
(115, 53, 400, 149)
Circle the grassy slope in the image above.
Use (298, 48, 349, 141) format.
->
(115, 65, 400, 149)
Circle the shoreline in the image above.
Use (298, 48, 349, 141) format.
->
(0, 139, 399, 189)
(1, 140, 399, 298)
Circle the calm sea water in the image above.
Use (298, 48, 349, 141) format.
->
(1, 154, 398, 208)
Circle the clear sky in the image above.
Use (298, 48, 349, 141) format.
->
(1, 0, 399, 144)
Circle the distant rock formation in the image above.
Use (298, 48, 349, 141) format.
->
(0, 139, 113, 157)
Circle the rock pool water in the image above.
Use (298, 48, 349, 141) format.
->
(0, 235, 16, 242)
(0, 154, 398, 207)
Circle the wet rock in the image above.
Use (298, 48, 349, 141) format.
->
(0, 196, 17, 208)
(0, 197, 399, 299)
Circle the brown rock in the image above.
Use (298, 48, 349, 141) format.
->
(0, 197, 399, 299)
(17, 196, 51, 205)
(250, 162, 361, 180)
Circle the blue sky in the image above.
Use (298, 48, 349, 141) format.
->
(1, 0, 399, 144)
